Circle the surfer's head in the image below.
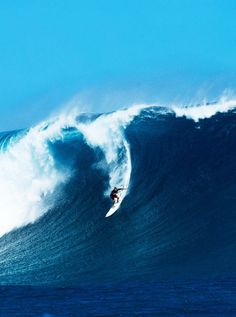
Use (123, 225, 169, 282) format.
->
(114, 187, 117, 190)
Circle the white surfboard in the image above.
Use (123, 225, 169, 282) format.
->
(105, 188, 128, 217)
(105, 201, 121, 217)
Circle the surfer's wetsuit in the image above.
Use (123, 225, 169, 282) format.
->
(110, 188, 123, 203)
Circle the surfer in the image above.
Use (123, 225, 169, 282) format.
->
(110, 187, 126, 203)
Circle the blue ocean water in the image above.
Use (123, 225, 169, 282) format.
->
(0, 101, 236, 315)
(1, 281, 236, 316)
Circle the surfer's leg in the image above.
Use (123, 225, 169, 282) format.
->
(112, 194, 118, 203)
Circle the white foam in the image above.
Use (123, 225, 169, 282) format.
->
(76, 104, 145, 204)
(172, 98, 236, 122)
(0, 114, 77, 237)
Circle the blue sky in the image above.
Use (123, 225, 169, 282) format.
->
(0, 0, 236, 130)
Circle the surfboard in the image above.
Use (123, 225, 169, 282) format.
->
(105, 188, 128, 217)
(105, 201, 121, 217)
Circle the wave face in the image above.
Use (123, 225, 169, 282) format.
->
(0, 100, 236, 286)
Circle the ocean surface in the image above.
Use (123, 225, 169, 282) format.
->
(1, 281, 236, 316)
(0, 100, 236, 315)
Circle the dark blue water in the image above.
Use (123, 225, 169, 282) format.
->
(1, 107, 236, 315)
(1, 281, 236, 316)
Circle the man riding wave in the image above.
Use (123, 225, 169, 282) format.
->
(110, 187, 126, 204)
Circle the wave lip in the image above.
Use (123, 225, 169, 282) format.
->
(171, 97, 236, 121)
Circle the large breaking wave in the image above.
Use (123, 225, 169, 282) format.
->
(0, 97, 236, 285)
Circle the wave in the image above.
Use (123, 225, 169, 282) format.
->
(0, 98, 236, 285)
(0, 104, 147, 237)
